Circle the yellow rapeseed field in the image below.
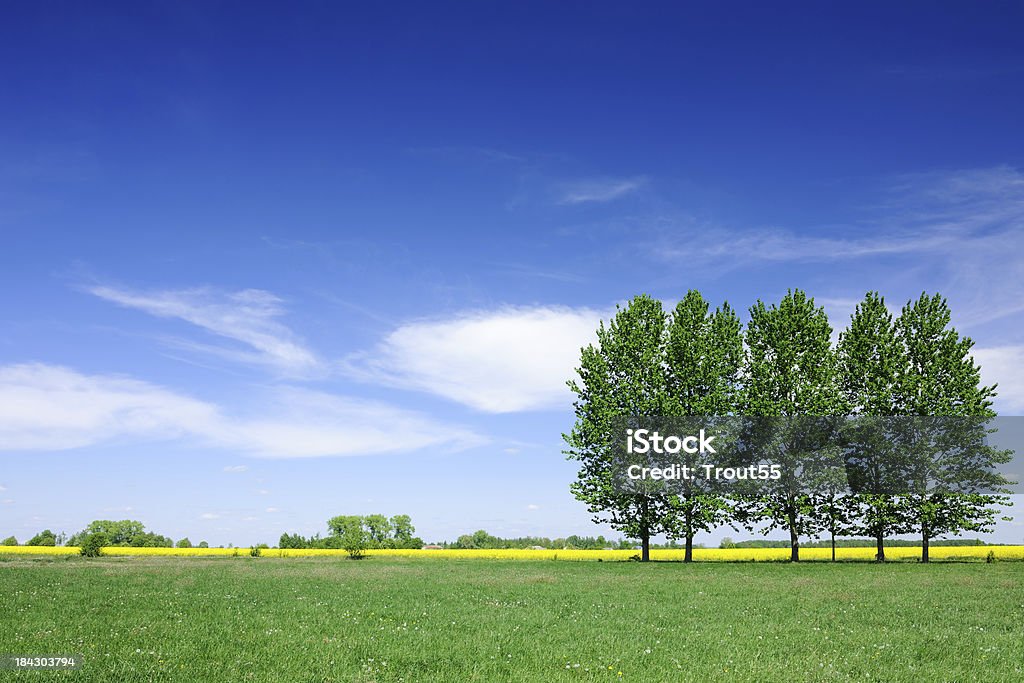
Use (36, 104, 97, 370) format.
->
(2, 545, 1023, 561)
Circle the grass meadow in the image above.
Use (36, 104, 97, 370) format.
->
(2, 555, 1022, 682)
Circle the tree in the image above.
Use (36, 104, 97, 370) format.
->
(79, 532, 108, 557)
(176, 538, 192, 549)
(337, 516, 368, 559)
(805, 449, 858, 562)
(390, 515, 417, 548)
(279, 532, 309, 549)
(742, 290, 845, 562)
(70, 520, 146, 547)
(2, 536, 17, 546)
(26, 529, 57, 546)
(664, 290, 744, 561)
(565, 295, 675, 561)
(837, 292, 904, 561)
(893, 293, 1002, 562)
(363, 514, 393, 548)
(198, 541, 209, 548)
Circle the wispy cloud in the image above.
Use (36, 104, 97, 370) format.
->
(343, 305, 605, 412)
(557, 177, 646, 204)
(223, 465, 248, 473)
(0, 363, 484, 457)
(655, 166, 1023, 265)
(86, 285, 320, 376)
(652, 166, 1024, 327)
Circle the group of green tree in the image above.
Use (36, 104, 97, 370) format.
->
(281, 514, 424, 557)
(565, 289, 1013, 563)
(3, 529, 65, 546)
(2, 520, 209, 551)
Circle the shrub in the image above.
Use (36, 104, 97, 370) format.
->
(1, 536, 17, 546)
(250, 544, 269, 558)
(340, 517, 367, 559)
(26, 529, 57, 546)
(176, 538, 193, 548)
(198, 541, 209, 548)
(80, 532, 109, 557)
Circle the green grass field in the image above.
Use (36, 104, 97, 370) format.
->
(2, 556, 1022, 682)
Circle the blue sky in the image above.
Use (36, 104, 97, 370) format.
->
(2, 3, 1023, 546)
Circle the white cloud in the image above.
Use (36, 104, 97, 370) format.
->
(0, 363, 220, 450)
(0, 484, 6, 492)
(526, 504, 540, 511)
(973, 346, 1024, 415)
(87, 285, 319, 375)
(265, 507, 279, 513)
(256, 489, 270, 495)
(200, 513, 220, 520)
(558, 177, 645, 204)
(223, 465, 249, 473)
(0, 363, 484, 457)
(344, 305, 605, 412)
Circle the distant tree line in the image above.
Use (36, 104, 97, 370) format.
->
(1, 520, 209, 552)
(448, 530, 630, 550)
(566, 289, 1013, 563)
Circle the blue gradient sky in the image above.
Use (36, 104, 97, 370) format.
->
(2, 3, 1023, 546)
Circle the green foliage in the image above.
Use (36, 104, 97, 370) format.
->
(741, 289, 845, 561)
(198, 541, 209, 548)
(26, 529, 57, 546)
(837, 293, 906, 560)
(279, 532, 308, 549)
(176, 538, 193, 549)
(332, 516, 367, 559)
(892, 293, 1008, 561)
(363, 514, 393, 547)
(665, 290, 744, 560)
(69, 519, 172, 547)
(390, 514, 418, 548)
(2, 536, 18, 546)
(250, 544, 269, 557)
(320, 514, 423, 552)
(565, 294, 676, 561)
(79, 532, 108, 557)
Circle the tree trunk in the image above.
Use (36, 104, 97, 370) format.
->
(875, 529, 885, 563)
(789, 526, 800, 562)
(921, 528, 930, 563)
(639, 496, 651, 562)
(830, 529, 836, 563)
(684, 533, 693, 563)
